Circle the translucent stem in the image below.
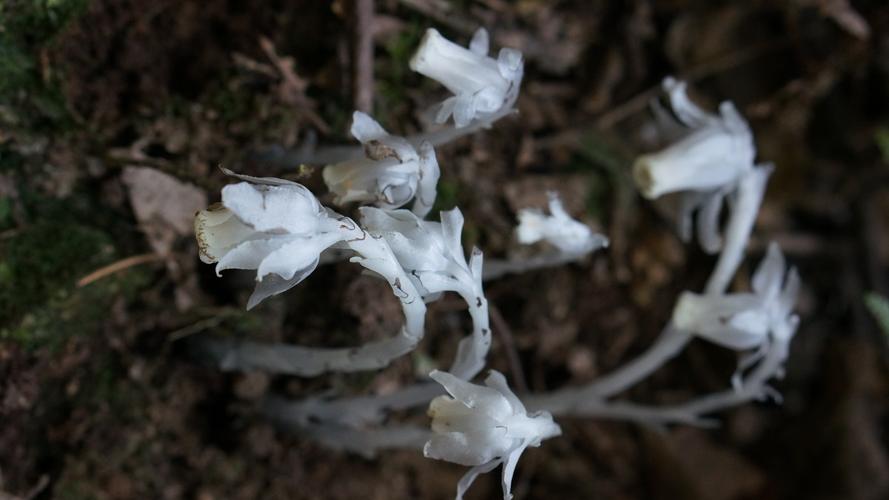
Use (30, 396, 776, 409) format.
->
(263, 278, 492, 428)
(525, 167, 771, 405)
(199, 224, 427, 376)
(704, 166, 771, 295)
(531, 336, 790, 425)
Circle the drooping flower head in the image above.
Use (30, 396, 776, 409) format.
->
(323, 111, 440, 216)
(195, 171, 347, 309)
(425, 370, 561, 500)
(672, 242, 801, 350)
(410, 27, 523, 127)
(516, 192, 609, 256)
(633, 78, 757, 253)
(359, 206, 481, 299)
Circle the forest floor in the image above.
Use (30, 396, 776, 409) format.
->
(2, 1, 889, 499)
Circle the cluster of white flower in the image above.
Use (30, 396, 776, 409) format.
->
(194, 28, 800, 500)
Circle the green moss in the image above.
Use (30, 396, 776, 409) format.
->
(53, 480, 99, 500)
(0, 221, 114, 314)
(375, 19, 425, 126)
(865, 293, 889, 338)
(876, 126, 889, 164)
(0, 219, 148, 350)
(0, 0, 89, 131)
(432, 179, 460, 213)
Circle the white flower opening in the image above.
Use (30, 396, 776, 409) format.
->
(516, 192, 609, 256)
(632, 77, 758, 254)
(633, 77, 755, 200)
(410, 27, 523, 128)
(195, 175, 347, 309)
(425, 370, 561, 500)
(323, 111, 440, 216)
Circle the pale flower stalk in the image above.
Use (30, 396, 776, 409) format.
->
(323, 111, 440, 216)
(361, 207, 491, 380)
(425, 370, 561, 500)
(410, 27, 523, 128)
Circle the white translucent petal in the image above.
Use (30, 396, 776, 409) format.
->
(256, 232, 342, 281)
(350, 111, 388, 143)
(435, 96, 459, 124)
(246, 264, 318, 310)
(496, 48, 523, 79)
(469, 247, 484, 285)
(220, 167, 298, 186)
(424, 432, 503, 467)
(429, 370, 512, 417)
(500, 442, 530, 500)
(718, 101, 750, 134)
(453, 95, 478, 128)
(662, 77, 714, 128)
(455, 460, 501, 500)
(222, 182, 321, 235)
(484, 371, 525, 414)
(779, 267, 801, 314)
(380, 179, 416, 207)
(469, 28, 489, 55)
(696, 190, 725, 254)
(215, 238, 288, 276)
(440, 208, 466, 264)
(633, 128, 750, 199)
(323, 158, 417, 208)
(412, 141, 440, 217)
(429, 397, 502, 434)
(360, 207, 450, 272)
(752, 242, 785, 298)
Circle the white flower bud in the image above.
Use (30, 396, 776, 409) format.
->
(323, 112, 440, 216)
(195, 177, 345, 309)
(425, 370, 561, 500)
(633, 78, 755, 200)
(516, 192, 608, 255)
(410, 28, 523, 127)
(672, 243, 800, 350)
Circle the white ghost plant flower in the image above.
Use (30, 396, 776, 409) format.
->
(672, 242, 801, 351)
(425, 370, 561, 500)
(516, 192, 609, 256)
(633, 78, 757, 253)
(359, 206, 481, 299)
(323, 112, 440, 216)
(410, 27, 523, 127)
(195, 175, 347, 309)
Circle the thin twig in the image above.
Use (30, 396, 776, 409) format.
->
(537, 38, 793, 151)
(352, 0, 375, 113)
(489, 304, 529, 394)
(396, 0, 477, 35)
(77, 253, 163, 287)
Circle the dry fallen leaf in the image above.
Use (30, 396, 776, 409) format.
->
(121, 166, 207, 256)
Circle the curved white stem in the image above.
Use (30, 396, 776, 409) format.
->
(704, 166, 771, 294)
(262, 277, 493, 428)
(201, 223, 427, 376)
(524, 167, 772, 405)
